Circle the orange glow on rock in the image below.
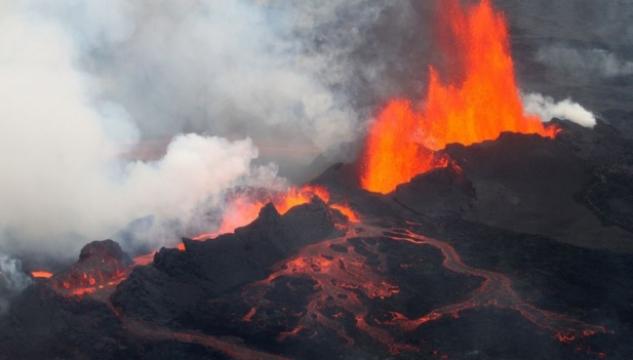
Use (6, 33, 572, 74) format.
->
(273, 185, 330, 215)
(330, 203, 360, 223)
(193, 185, 331, 241)
(31, 270, 53, 279)
(133, 251, 156, 266)
(360, 0, 557, 194)
(55, 270, 128, 298)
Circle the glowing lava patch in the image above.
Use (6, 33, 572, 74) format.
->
(193, 185, 357, 241)
(30, 270, 53, 279)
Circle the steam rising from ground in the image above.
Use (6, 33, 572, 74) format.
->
(0, 253, 31, 313)
(523, 93, 597, 128)
(0, 3, 285, 257)
(30, 0, 362, 158)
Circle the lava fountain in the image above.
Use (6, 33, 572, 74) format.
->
(360, 0, 557, 194)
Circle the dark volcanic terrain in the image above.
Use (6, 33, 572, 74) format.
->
(2, 119, 633, 359)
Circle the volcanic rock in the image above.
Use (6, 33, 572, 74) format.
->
(111, 197, 339, 324)
(2, 123, 633, 359)
(392, 121, 633, 252)
(51, 239, 133, 297)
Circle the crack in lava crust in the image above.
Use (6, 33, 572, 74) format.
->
(242, 220, 606, 353)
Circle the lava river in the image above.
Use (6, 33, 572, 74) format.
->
(239, 219, 606, 355)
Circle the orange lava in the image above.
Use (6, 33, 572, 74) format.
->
(130, 185, 354, 267)
(57, 270, 128, 297)
(31, 270, 53, 279)
(243, 225, 408, 352)
(274, 185, 330, 214)
(360, 0, 557, 194)
(193, 185, 331, 241)
(193, 195, 267, 240)
(330, 203, 360, 223)
(241, 222, 605, 353)
(133, 251, 156, 266)
(385, 223, 606, 343)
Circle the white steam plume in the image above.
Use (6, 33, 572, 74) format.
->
(0, 253, 31, 313)
(2, 0, 397, 258)
(523, 93, 597, 128)
(0, 4, 280, 257)
(29, 0, 361, 158)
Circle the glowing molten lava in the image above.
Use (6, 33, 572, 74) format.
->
(194, 195, 268, 240)
(360, 0, 557, 194)
(242, 222, 605, 354)
(201, 185, 330, 238)
(274, 185, 330, 214)
(330, 203, 360, 223)
(133, 251, 157, 266)
(132, 185, 357, 266)
(31, 270, 53, 279)
(193, 185, 352, 241)
(45, 240, 134, 297)
(57, 270, 128, 297)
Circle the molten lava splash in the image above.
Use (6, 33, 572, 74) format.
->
(30, 270, 53, 279)
(360, 0, 557, 194)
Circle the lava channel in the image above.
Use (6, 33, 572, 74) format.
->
(383, 223, 607, 344)
(241, 221, 606, 355)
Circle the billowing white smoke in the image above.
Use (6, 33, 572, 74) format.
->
(28, 0, 361, 159)
(0, 253, 31, 313)
(0, 4, 283, 257)
(523, 93, 597, 128)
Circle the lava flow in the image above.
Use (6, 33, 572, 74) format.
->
(360, 0, 557, 194)
(386, 223, 606, 343)
(241, 221, 605, 354)
(241, 223, 413, 353)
